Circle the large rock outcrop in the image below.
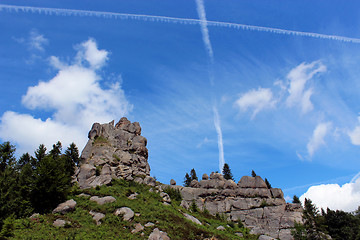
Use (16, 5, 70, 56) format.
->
(165, 173, 302, 240)
(74, 117, 150, 189)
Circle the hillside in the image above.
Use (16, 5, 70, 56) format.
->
(6, 178, 257, 240)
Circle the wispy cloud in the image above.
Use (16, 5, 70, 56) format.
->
(0, 38, 131, 154)
(2, 4, 360, 43)
(307, 122, 332, 158)
(286, 61, 326, 113)
(348, 116, 360, 146)
(29, 29, 48, 51)
(235, 87, 276, 119)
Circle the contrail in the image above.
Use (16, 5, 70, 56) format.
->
(195, 0, 225, 172)
(2, 4, 360, 43)
(195, 0, 214, 62)
(213, 107, 225, 172)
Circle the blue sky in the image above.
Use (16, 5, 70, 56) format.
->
(2, 0, 360, 211)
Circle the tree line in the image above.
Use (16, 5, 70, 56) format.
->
(0, 141, 80, 231)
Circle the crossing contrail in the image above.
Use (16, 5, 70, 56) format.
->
(1, 4, 360, 44)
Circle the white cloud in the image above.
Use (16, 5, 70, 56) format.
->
(235, 88, 276, 118)
(0, 38, 131, 154)
(75, 39, 109, 69)
(300, 178, 360, 212)
(29, 29, 48, 52)
(307, 122, 331, 158)
(286, 61, 326, 113)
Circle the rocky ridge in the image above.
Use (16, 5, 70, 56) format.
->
(74, 117, 150, 189)
(164, 173, 302, 240)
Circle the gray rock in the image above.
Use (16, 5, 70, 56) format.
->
(170, 179, 176, 185)
(90, 196, 116, 205)
(77, 193, 91, 198)
(148, 228, 170, 240)
(114, 207, 134, 221)
(128, 193, 139, 200)
(271, 188, 284, 199)
(217, 226, 225, 231)
(190, 179, 200, 188)
(145, 222, 155, 227)
(210, 172, 225, 180)
(183, 213, 202, 225)
(237, 176, 267, 188)
(89, 210, 105, 225)
(52, 199, 77, 214)
(144, 176, 156, 186)
(132, 223, 144, 233)
(202, 173, 209, 180)
(53, 219, 70, 227)
(258, 235, 277, 240)
(160, 192, 171, 203)
(235, 232, 243, 237)
(29, 213, 40, 219)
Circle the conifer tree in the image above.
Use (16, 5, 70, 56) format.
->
(293, 195, 301, 204)
(251, 170, 257, 177)
(265, 178, 272, 189)
(184, 173, 192, 187)
(222, 163, 234, 181)
(190, 168, 198, 181)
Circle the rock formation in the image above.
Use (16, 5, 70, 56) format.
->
(165, 173, 302, 240)
(74, 119, 302, 239)
(74, 117, 150, 189)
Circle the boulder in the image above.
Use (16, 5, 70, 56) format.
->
(148, 228, 170, 240)
(270, 188, 284, 199)
(190, 179, 200, 188)
(128, 193, 139, 200)
(53, 219, 70, 227)
(114, 207, 134, 221)
(89, 210, 105, 225)
(144, 176, 156, 186)
(90, 196, 116, 205)
(145, 222, 155, 227)
(202, 173, 209, 180)
(52, 199, 77, 214)
(132, 223, 144, 234)
(237, 176, 267, 188)
(183, 213, 202, 225)
(170, 179, 176, 185)
(210, 172, 225, 180)
(216, 226, 225, 231)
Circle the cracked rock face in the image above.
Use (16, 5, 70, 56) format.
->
(167, 174, 302, 240)
(74, 117, 151, 189)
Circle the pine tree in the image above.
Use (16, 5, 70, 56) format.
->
(265, 178, 271, 189)
(222, 163, 234, 181)
(65, 142, 80, 166)
(34, 144, 47, 166)
(293, 195, 301, 204)
(49, 141, 62, 159)
(251, 170, 257, 177)
(184, 173, 192, 187)
(190, 168, 198, 181)
(0, 142, 16, 172)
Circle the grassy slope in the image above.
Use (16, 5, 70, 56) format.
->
(10, 179, 258, 240)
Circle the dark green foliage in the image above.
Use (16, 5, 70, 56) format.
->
(35, 144, 46, 164)
(222, 163, 234, 181)
(0, 141, 76, 232)
(163, 187, 182, 204)
(292, 198, 329, 240)
(0, 142, 16, 171)
(251, 170, 256, 177)
(65, 142, 80, 166)
(293, 195, 301, 204)
(30, 154, 72, 213)
(265, 178, 271, 189)
(190, 168, 198, 181)
(0, 216, 15, 239)
(322, 208, 360, 240)
(183, 173, 192, 187)
(190, 200, 199, 212)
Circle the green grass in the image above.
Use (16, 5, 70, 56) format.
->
(9, 179, 258, 240)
